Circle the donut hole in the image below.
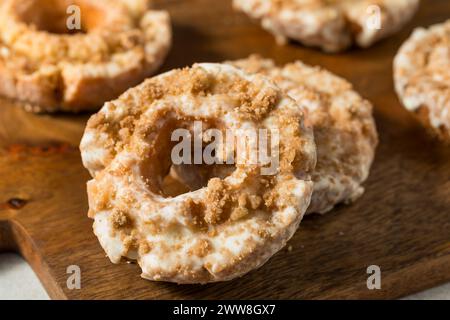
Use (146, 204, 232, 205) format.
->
(140, 117, 236, 198)
(161, 163, 236, 198)
(14, 0, 108, 34)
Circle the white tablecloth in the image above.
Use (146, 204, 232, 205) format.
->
(0, 253, 449, 300)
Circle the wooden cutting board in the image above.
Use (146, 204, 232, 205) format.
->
(0, 0, 449, 300)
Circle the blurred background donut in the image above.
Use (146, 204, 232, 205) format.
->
(394, 19, 450, 143)
(0, 0, 171, 112)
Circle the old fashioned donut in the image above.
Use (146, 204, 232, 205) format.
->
(0, 0, 171, 112)
(230, 56, 378, 214)
(233, 0, 419, 52)
(80, 63, 316, 283)
(394, 20, 450, 142)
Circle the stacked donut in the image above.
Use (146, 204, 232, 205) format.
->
(80, 59, 378, 283)
(230, 56, 378, 215)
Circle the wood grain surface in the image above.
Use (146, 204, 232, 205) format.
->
(0, 0, 449, 299)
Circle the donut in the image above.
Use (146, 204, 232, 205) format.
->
(229, 56, 378, 214)
(233, 0, 420, 52)
(394, 20, 450, 143)
(80, 63, 316, 283)
(0, 0, 171, 112)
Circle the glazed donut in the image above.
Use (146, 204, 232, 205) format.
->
(394, 20, 450, 142)
(80, 63, 316, 283)
(233, 0, 419, 52)
(0, 0, 171, 112)
(230, 56, 378, 214)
